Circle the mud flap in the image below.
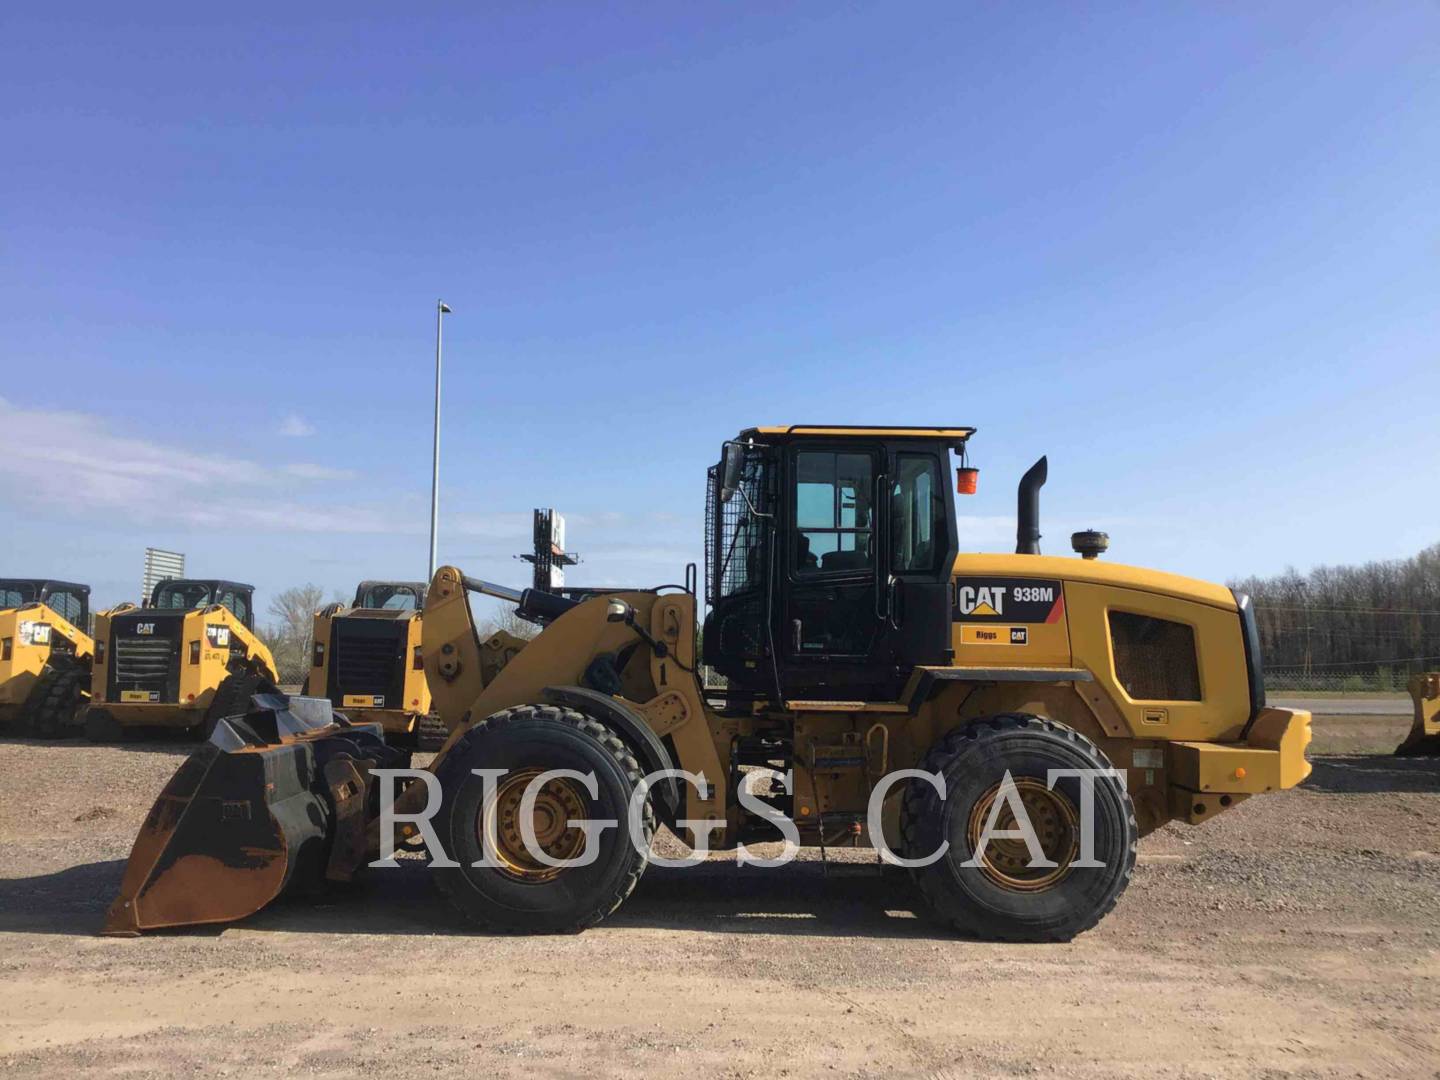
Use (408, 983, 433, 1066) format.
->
(101, 694, 410, 935)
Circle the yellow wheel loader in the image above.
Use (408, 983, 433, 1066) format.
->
(84, 578, 278, 742)
(0, 579, 94, 737)
(103, 426, 1311, 941)
(303, 580, 441, 747)
(1395, 672, 1440, 756)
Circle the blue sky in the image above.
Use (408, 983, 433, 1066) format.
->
(3, 3, 1437, 623)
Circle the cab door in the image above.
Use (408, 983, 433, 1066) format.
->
(779, 443, 885, 697)
(881, 447, 957, 676)
(777, 441, 957, 701)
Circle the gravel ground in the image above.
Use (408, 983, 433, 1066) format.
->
(0, 713, 1436, 1078)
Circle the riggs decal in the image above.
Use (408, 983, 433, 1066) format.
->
(954, 578, 1064, 623)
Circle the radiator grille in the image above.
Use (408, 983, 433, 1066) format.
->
(330, 621, 406, 700)
(112, 636, 180, 698)
(1109, 611, 1201, 701)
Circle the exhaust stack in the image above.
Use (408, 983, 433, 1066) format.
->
(1016, 456, 1047, 555)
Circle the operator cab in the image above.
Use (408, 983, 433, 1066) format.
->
(703, 426, 971, 702)
(149, 579, 256, 631)
(353, 581, 428, 611)
(0, 578, 90, 627)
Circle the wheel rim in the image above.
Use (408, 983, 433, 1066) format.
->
(480, 768, 589, 882)
(966, 777, 1080, 892)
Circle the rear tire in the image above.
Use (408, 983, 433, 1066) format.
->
(431, 704, 655, 933)
(901, 713, 1137, 942)
(22, 662, 89, 738)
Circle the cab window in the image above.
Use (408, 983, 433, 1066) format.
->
(155, 582, 213, 610)
(891, 455, 945, 573)
(361, 585, 420, 610)
(794, 451, 873, 575)
(229, 591, 250, 626)
(46, 588, 87, 625)
(0, 584, 36, 609)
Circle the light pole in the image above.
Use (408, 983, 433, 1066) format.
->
(428, 300, 452, 580)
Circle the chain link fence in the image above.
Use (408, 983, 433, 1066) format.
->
(273, 658, 309, 692)
(1263, 668, 1419, 693)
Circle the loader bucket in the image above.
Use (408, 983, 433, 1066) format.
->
(102, 694, 409, 935)
(1395, 673, 1440, 757)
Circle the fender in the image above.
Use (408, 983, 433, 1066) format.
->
(542, 685, 680, 823)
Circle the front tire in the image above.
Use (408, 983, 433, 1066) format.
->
(21, 662, 89, 738)
(431, 704, 654, 933)
(901, 713, 1137, 942)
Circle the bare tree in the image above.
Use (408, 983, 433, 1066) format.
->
(1232, 541, 1440, 689)
(264, 584, 329, 685)
(477, 604, 541, 641)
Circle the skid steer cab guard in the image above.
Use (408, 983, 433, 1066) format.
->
(103, 693, 409, 935)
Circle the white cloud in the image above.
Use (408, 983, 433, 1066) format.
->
(0, 399, 370, 532)
(281, 463, 357, 481)
(0, 397, 270, 508)
(278, 413, 316, 437)
(183, 500, 416, 535)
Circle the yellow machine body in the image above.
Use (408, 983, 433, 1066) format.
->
(418, 560, 1310, 847)
(1396, 672, 1440, 756)
(0, 603, 94, 719)
(89, 601, 277, 729)
(308, 606, 432, 740)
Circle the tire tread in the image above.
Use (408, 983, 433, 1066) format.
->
(433, 704, 655, 933)
(900, 712, 1138, 942)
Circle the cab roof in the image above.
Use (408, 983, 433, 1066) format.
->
(741, 425, 975, 444)
(149, 578, 254, 599)
(0, 578, 90, 595)
(352, 580, 429, 606)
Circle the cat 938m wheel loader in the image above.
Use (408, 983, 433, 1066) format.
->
(103, 426, 1312, 942)
(0, 578, 93, 737)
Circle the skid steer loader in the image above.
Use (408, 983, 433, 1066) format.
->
(1395, 672, 1440, 756)
(84, 577, 278, 742)
(303, 580, 445, 748)
(0, 579, 93, 737)
(104, 425, 1311, 941)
